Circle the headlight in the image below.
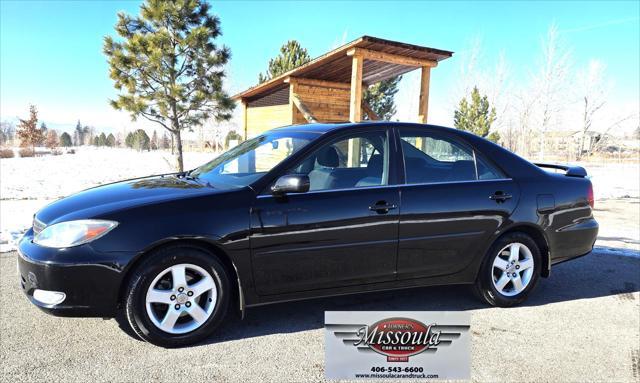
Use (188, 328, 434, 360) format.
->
(33, 220, 118, 248)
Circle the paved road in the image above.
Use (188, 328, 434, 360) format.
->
(1, 247, 638, 382)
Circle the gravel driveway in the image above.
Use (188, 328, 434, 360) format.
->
(1, 200, 638, 382)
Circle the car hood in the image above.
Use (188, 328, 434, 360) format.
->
(35, 175, 223, 225)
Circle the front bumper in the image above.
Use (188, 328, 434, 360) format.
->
(17, 230, 136, 317)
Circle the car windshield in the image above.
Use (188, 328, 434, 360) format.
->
(190, 130, 317, 188)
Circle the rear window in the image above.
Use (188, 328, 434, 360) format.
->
(399, 130, 504, 183)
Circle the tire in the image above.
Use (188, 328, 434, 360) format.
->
(124, 245, 230, 347)
(473, 232, 541, 307)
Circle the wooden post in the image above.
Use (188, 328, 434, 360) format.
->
(289, 80, 297, 124)
(348, 54, 364, 167)
(415, 66, 431, 151)
(418, 66, 431, 123)
(349, 54, 363, 123)
(241, 100, 248, 140)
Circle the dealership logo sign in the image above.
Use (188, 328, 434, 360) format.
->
(352, 317, 441, 362)
(325, 312, 471, 380)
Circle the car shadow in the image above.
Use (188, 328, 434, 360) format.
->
(115, 248, 640, 346)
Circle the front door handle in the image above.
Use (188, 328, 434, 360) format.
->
(369, 201, 398, 214)
(489, 191, 513, 203)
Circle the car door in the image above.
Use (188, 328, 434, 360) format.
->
(395, 127, 520, 279)
(250, 128, 400, 295)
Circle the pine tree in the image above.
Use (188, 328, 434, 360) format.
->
(106, 133, 116, 147)
(104, 0, 234, 171)
(454, 87, 500, 143)
(74, 121, 84, 146)
(97, 132, 107, 146)
(60, 132, 73, 147)
(363, 76, 402, 120)
(132, 129, 150, 151)
(16, 105, 44, 152)
(161, 132, 170, 149)
(258, 40, 311, 83)
(151, 130, 158, 150)
(39, 122, 48, 145)
(125, 132, 134, 148)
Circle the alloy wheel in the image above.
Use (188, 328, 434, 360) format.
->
(145, 263, 217, 334)
(491, 242, 535, 297)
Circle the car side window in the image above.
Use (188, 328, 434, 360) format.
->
(475, 155, 504, 180)
(399, 131, 502, 184)
(288, 131, 389, 191)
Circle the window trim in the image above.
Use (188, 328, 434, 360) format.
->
(473, 148, 508, 180)
(256, 177, 515, 199)
(256, 182, 401, 199)
(399, 177, 514, 188)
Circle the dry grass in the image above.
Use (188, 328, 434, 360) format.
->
(0, 149, 14, 159)
(18, 148, 34, 158)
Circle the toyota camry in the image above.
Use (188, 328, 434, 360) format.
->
(18, 122, 598, 347)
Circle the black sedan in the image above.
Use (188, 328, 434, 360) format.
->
(18, 122, 598, 347)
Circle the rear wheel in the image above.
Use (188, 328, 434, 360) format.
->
(124, 245, 230, 347)
(474, 232, 541, 307)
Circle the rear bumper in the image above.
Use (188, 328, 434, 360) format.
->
(549, 217, 599, 265)
(17, 230, 136, 317)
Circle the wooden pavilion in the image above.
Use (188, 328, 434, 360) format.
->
(232, 36, 453, 139)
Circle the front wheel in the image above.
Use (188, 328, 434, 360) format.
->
(474, 232, 541, 307)
(124, 245, 230, 347)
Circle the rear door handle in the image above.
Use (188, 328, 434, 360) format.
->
(369, 201, 398, 214)
(489, 191, 512, 202)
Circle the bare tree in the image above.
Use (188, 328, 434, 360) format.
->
(45, 129, 59, 149)
(452, 37, 483, 107)
(514, 89, 537, 158)
(589, 114, 636, 155)
(501, 120, 518, 152)
(84, 126, 95, 146)
(0, 121, 16, 146)
(451, 39, 512, 145)
(486, 51, 512, 143)
(576, 60, 607, 159)
(533, 24, 571, 160)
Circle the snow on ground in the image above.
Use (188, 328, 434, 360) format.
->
(0, 147, 214, 201)
(0, 199, 52, 252)
(580, 162, 639, 200)
(1, 147, 639, 255)
(0, 147, 215, 251)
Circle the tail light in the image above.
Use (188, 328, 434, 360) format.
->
(587, 183, 594, 208)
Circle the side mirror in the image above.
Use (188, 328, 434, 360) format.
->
(271, 174, 310, 195)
